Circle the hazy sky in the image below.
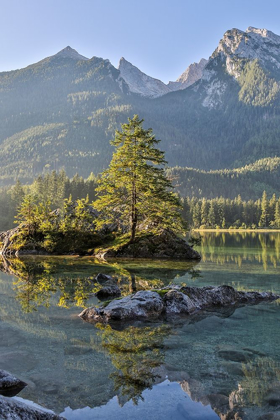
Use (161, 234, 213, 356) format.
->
(1, 0, 280, 83)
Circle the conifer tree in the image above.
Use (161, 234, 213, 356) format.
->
(95, 115, 184, 242)
(10, 180, 25, 206)
(208, 201, 216, 227)
(201, 198, 208, 226)
(259, 191, 268, 227)
(274, 201, 280, 228)
(14, 195, 38, 235)
(192, 202, 201, 228)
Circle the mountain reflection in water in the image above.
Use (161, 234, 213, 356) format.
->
(0, 232, 279, 419)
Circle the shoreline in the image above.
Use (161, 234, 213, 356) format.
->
(192, 228, 280, 233)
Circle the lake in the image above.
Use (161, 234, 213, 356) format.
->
(0, 232, 279, 419)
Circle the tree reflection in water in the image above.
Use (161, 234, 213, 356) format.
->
(96, 323, 171, 405)
(193, 231, 280, 270)
(230, 357, 280, 408)
(0, 257, 200, 313)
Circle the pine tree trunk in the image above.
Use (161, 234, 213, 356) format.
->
(130, 179, 137, 243)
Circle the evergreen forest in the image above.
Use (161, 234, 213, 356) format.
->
(0, 170, 279, 233)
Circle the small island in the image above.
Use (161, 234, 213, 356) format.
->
(0, 116, 199, 261)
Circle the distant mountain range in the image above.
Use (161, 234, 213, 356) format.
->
(118, 57, 208, 97)
(0, 26, 280, 194)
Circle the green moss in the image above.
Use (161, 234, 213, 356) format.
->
(100, 300, 111, 308)
(94, 231, 154, 255)
(151, 289, 169, 297)
(101, 296, 123, 308)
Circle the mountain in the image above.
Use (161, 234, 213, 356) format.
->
(119, 57, 208, 97)
(118, 57, 171, 98)
(0, 47, 133, 182)
(199, 26, 280, 109)
(53, 46, 89, 61)
(167, 157, 280, 199)
(0, 27, 280, 190)
(149, 26, 280, 169)
(168, 58, 208, 91)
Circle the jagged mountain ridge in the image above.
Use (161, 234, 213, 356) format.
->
(198, 26, 280, 109)
(118, 57, 208, 97)
(168, 58, 208, 92)
(0, 26, 280, 185)
(118, 57, 171, 98)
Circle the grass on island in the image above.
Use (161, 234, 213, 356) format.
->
(93, 231, 157, 255)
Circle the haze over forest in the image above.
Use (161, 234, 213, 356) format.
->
(0, 26, 279, 201)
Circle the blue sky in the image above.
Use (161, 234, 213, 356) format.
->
(1, 0, 280, 83)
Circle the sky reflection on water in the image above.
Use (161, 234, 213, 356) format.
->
(0, 232, 279, 419)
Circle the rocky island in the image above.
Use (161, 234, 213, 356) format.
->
(0, 223, 200, 260)
(79, 285, 279, 323)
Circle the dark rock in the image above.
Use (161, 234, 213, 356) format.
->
(242, 347, 266, 357)
(181, 285, 238, 307)
(0, 370, 27, 397)
(218, 350, 251, 363)
(95, 273, 114, 284)
(221, 361, 245, 377)
(79, 285, 279, 323)
(80, 290, 165, 322)
(181, 285, 278, 309)
(0, 395, 65, 419)
(95, 284, 121, 299)
(164, 290, 197, 314)
(264, 385, 280, 406)
(95, 228, 201, 260)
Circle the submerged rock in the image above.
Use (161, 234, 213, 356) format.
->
(79, 285, 279, 323)
(95, 284, 121, 299)
(218, 350, 251, 363)
(95, 273, 114, 284)
(95, 228, 201, 260)
(94, 272, 121, 299)
(0, 370, 27, 397)
(0, 395, 64, 419)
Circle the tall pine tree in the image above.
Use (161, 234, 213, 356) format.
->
(95, 115, 184, 242)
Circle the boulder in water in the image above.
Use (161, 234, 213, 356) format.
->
(79, 285, 279, 323)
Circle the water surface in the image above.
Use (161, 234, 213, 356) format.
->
(0, 232, 279, 419)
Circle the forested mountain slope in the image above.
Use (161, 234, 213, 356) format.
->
(167, 157, 280, 199)
(0, 27, 280, 184)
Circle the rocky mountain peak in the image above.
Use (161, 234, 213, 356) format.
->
(118, 57, 171, 98)
(177, 58, 208, 84)
(119, 57, 130, 67)
(246, 26, 280, 43)
(167, 58, 208, 92)
(198, 26, 280, 110)
(55, 46, 89, 61)
(214, 27, 280, 78)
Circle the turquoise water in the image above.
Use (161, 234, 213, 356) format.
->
(0, 232, 279, 419)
